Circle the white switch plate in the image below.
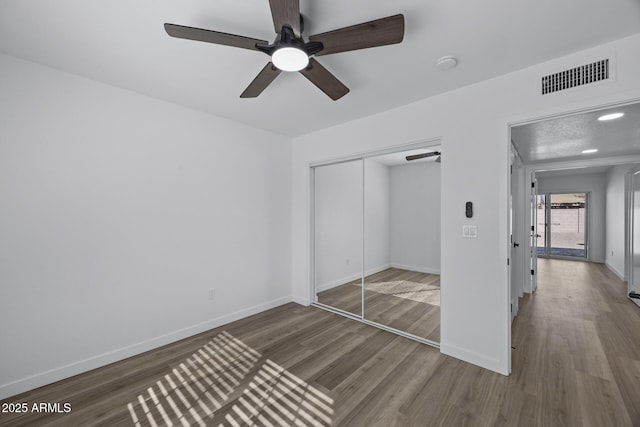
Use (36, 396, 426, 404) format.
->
(463, 225, 478, 238)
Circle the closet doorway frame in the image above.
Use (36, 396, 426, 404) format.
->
(309, 137, 442, 349)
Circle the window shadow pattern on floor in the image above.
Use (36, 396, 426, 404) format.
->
(126, 331, 333, 426)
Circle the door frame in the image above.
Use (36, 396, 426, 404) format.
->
(509, 100, 640, 300)
(506, 97, 640, 376)
(627, 167, 640, 305)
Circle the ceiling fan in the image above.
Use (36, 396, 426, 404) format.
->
(406, 151, 441, 163)
(164, 0, 404, 101)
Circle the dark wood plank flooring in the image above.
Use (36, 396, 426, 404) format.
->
(1, 260, 640, 426)
(317, 268, 440, 342)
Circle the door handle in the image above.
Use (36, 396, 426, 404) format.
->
(513, 242, 520, 248)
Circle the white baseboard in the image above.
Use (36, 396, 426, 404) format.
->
(605, 262, 626, 281)
(316, 272, 361, 292)
(316, 264, 391, 292)
(291, 295, 310, 306)
(365, 264, 393, 277)
(0, 296, 292, 400)
(440, 342, 508, 376)
(389, 263, 440, 275)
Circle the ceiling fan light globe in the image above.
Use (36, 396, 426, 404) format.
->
(272, 47, 309, 72)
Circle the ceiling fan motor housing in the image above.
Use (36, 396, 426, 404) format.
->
(256, 26, 323, 60)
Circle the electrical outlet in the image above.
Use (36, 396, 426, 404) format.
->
(209, 289, 216, 301)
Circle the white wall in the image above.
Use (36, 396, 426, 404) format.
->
(314, 161, 364, 290)
(537, 173, 607, 262)
(291, 33, 640, 375)
(0, 53, 292, 398)
(364, 159, 391, 274)
(606, 164, 634, 279)
(389, 162, 441, 273)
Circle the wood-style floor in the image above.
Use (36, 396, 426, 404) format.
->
(317, 268, 440, 342)
(2, 259, 640, 426)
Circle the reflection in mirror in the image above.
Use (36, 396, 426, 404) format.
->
(632, 171, 640, 307)
(314, 160, 363, 316)
(363, 148, 441, 342)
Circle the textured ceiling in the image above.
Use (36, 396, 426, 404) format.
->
(511, 102, 640, 164)
(1, 0, 640, 137)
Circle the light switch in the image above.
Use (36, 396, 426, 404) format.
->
(463, 225, 478, 238)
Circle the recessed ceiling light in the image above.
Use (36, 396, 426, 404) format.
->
(581, 149, 598, 154)
(436, 56, 458, 71)
(598, 112, 624, 121)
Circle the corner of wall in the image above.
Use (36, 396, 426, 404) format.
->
(605, 262, 626, 281)
(291, 295, 311, 306)
(440, 342, 509, 376)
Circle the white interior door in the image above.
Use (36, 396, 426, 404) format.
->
(530, 174, 538, 293)
(509, 161, 520, 318)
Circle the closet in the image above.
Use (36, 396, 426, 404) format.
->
(311, 145, 441, 345)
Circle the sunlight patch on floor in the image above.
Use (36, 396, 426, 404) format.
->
(224, 359, 333, 427)
(356, 279, 440, 306)
(127, 331, 333, 426)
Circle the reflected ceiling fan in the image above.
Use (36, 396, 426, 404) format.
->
(406, 151, 441, 163)
(164, 0, 404, 100)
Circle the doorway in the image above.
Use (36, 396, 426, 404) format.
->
(508, 99, 640, 383)
(511, 100, 640, 298)
(536, 192, 588, 259)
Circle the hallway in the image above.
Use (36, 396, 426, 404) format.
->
(511, 259, 640, 425)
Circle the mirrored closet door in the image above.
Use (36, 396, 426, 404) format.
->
(312, 145, 441, 346)
(363, 152, 441, 343)
(313, 160, 363, 317)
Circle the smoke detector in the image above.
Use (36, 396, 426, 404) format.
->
(436, 56, 458, 71)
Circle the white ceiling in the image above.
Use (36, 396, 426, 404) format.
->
(1, 1, 640, 137)
(511, 102, 640, 164)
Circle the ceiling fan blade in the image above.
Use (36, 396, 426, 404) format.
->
(268, 0, 301, 36)
(299, 58, 349, 101)
(310, 14, 404, 56)
(164, 23, 267, 51)
(240, 62, 282, 98)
